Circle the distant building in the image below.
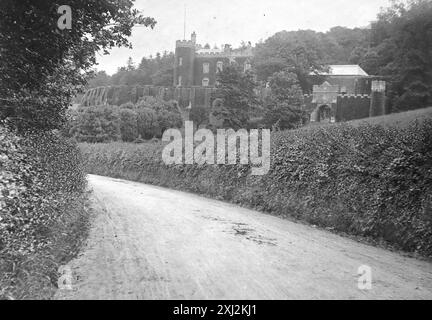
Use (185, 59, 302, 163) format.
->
(173, 32, 253, 87)
(304, 65, 387, 123)
(311, 64, 372, 95)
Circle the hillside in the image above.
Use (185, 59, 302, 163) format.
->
(347, 107, 432, 127)
(307, 106, 432, 129)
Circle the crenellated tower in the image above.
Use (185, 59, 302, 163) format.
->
(173, 32, 196, 87)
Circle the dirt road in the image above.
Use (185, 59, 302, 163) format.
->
(55, 174, 432, 299)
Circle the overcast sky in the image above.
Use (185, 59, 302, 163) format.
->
(95, 0, 391, 75)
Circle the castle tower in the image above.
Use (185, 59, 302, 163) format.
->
(173, 32, 196, 87)
(369, 80, 386, 117)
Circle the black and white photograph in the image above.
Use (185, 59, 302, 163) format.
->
(1, 0, 432, 304)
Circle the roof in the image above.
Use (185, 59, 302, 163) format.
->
(327, 65, 368, 76)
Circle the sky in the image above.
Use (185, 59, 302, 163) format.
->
(96, 0, 391, 75)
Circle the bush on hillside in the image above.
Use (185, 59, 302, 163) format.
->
(136, 107, 159, 139)
(118, 108, 138, 142)
(70, 96, 183, 142)
(70, 106, 121, 143)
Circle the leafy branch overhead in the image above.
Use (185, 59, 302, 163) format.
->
(0, 0, 156, 130)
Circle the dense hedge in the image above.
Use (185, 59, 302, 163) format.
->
(69, 97, 183, 142)
(81, 119, 432, 257)
(0, 125, 88, 299)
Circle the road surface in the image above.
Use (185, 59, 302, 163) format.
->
(55, 174, 432, 299)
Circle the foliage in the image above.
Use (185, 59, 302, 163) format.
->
(253, 30, 328, 90)
(81, 119, 432, 257)
(212, 64, 257, 129)
(361, 0, 432, 111)
(0, 125, 88, 299)
(136, 107, 159, 139)
(263, 71, 307, 130)
(70, 97, 182, 142)
(87, 71, 111, 88)
(97, 51, 175, 88)
(118, 108, 138, 142)
(70, 106, 121, 143)
(190, 106, 210, 128)
(0, 0, 156, 131)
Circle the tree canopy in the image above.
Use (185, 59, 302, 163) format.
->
(0, 0, 156, 130)
(212, 64, 257, 129)
(363, 0, 432, 111)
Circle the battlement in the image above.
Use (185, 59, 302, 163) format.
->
(303, 93, 370, 99)
(338, 94, 370, 99)
(195, 51, 227, 57)
(176, 40, 195, 48)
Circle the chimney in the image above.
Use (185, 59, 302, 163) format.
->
(191, 32, 196, 44)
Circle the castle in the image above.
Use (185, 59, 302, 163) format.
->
(81, 34, 387, 124)
(173, 32, 253, 87)
(303, 65, 387, 122)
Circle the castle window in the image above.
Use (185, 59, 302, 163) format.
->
(203, 63, 210, 74)
(179, 57, 183, 66)
(217, 61, 223, 72)
(202, 78, 209, 87)
(178, 76, 182, 86)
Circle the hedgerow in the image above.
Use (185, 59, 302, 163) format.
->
(80, 119, 432, 257)
(0, 125, 88, 299)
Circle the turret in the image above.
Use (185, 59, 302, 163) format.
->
(173, 32, 197, 87)
(369, 80, 386, 117)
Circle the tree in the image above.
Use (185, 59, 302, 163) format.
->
(71, 106, 121, 142)
(136, 96, 182, 136)
(87, 70, 111, 88)
(136, 107, 158, 139)
(0, 0, 156, 131)
(212, 64, 257, 129)
(253, 30, 330, 91)
(367, 0, 432, 111)
(327, 26, 370, 64)
(263, 71, 306, 130)
(190, 106, 209, 128)
(126, 57, 135, 71)
(118, 108, 138, 141)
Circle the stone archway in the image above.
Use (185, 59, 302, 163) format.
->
(310, 104, 336, 123)
(317, 104, 332, 122)
(310, 81, 339, 123)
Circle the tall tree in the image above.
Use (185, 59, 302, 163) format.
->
(0, 0, 156, 131)
(87, 70, 111, 88)
(253, 30, 331, 91)
(212, 64, 257, 129)
(263, 71, 306, 130)
(366, 0, 432, 111)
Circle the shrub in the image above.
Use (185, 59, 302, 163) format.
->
(70, 106, 121, 142)
(212, 64, 257, 129)
(136, 107, 158, 139)
(71, 97, 183, 142)
(119, 101, 135, 109)
(80, 119, 432, 257)
(0, 125, 88, 299)
(118, 108, 138, 142)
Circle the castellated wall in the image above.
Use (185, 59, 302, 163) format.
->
(81, 85, 217, 109)
(81, 86, 376, 123)
(336, 94, 371, 121)
(303, 94, 372, 122)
